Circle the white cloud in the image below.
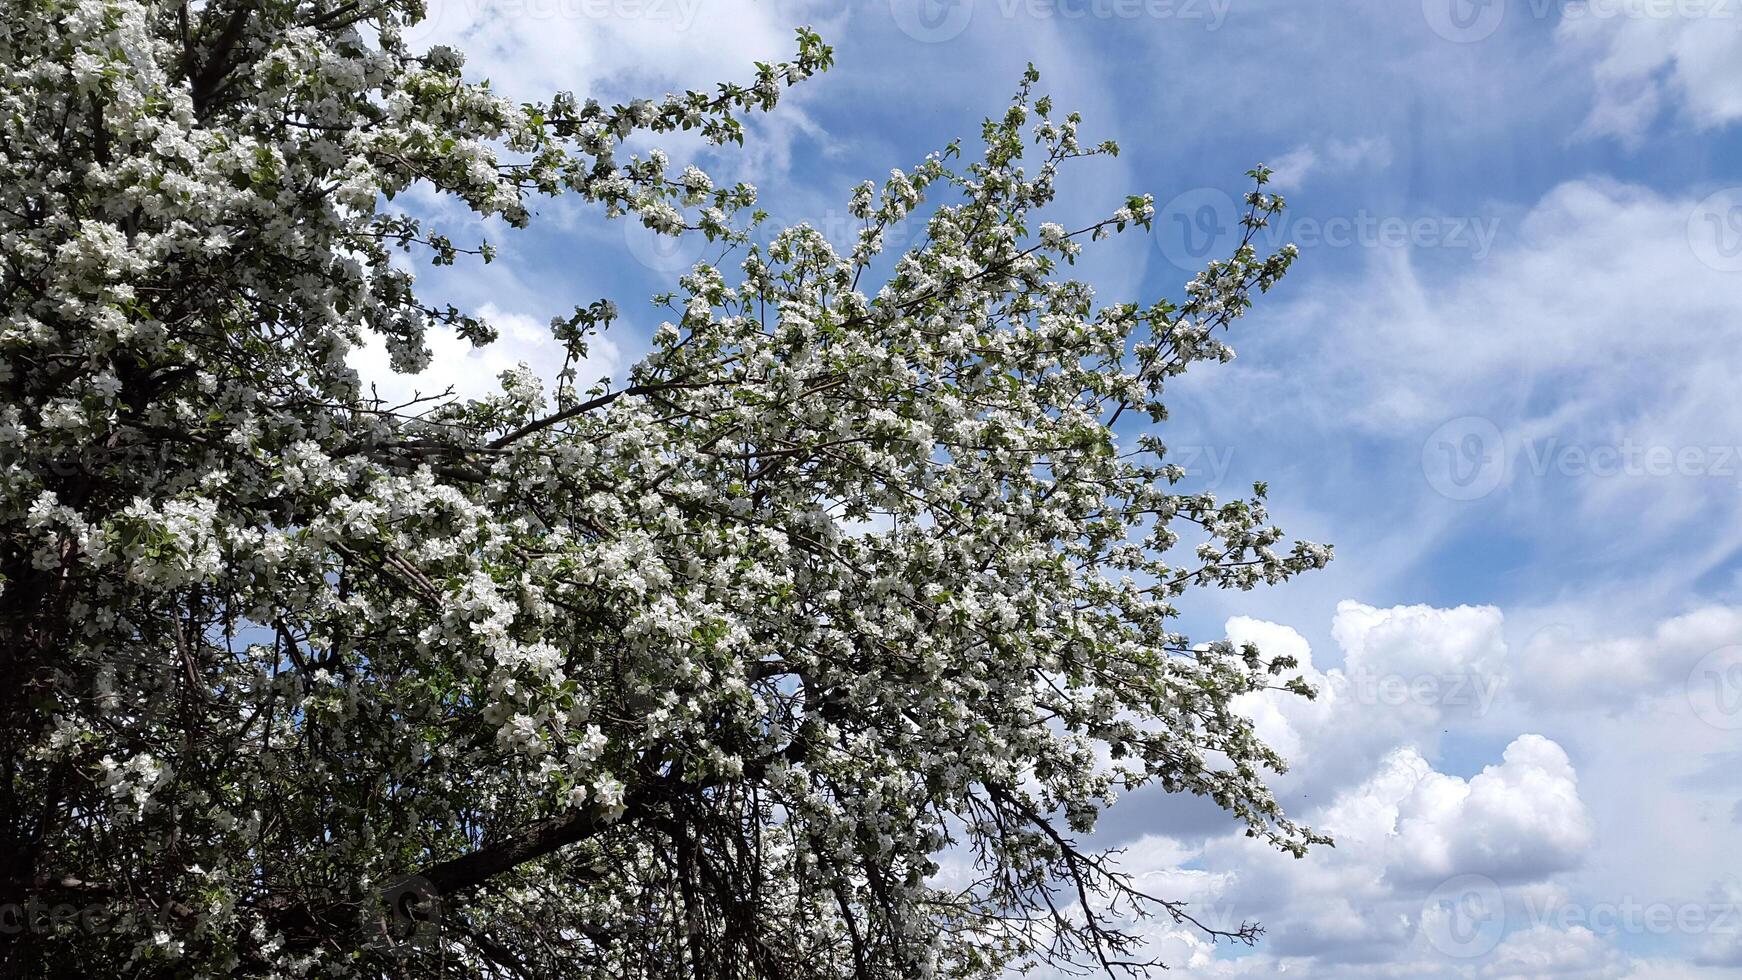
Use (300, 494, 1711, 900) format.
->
(1334, 601, 1507, 692)
(1384, 735, 1593, 885)
(1268, 136, 1394, 191)
(1555, 0, 1742, 141)
(1101, 732, 1595, 976)
(1229, 602, 1507, 799)
(1693, 879, 1742, 966)
(409, 0, 824, 103)
(1478, 924, 1628, 978)
(398, 0, 845, 194)
(1221, 178, 1742, 603)
(1084, 603, 1723, 978)
(348, 303, 621, 407)
(1519, 606, 1742, 708)
(1274, 179, 1737, 434)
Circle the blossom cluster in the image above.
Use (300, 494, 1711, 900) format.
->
(0, 5, 1322, 977)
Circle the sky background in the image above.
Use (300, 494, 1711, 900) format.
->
(371, 1, 1742, 975)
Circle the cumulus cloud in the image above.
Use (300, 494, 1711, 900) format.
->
(1383, 735, 1593, 885)
(1519, 606, 1742, 708)
(1088, 604, 1617, 977)
(1478, 924, 1629, 978)
(1101, 731, 1595, 976)
(1083, 595, 1742, 977)
(1334, 601, 1507, 699)
(1229, 602, 1507, 799)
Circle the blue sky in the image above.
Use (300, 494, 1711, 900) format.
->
(373, 1, 1742, 975)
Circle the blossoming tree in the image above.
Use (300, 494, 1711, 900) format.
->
(0, 1, 1330, 976)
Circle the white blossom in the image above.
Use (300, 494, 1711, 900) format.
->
(0, 15, 1320, 979)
